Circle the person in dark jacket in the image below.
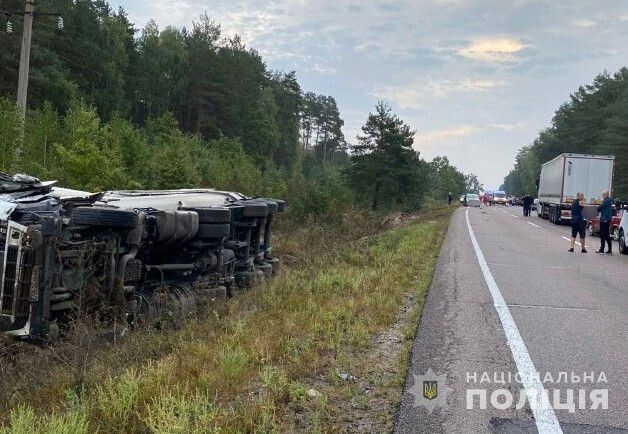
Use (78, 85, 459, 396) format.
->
(447, 192, 452, 206)
(596, 190, 614, 255)
(522, 195, 533, 216)
(569, 192, 587, 253)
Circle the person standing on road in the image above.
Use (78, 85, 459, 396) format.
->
(447, 192, 452, 206)
(596, 190, 614, 255)
(569, 192, 587, 253)
(522, 195, 532, 216)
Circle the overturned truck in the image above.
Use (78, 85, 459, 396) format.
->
(0, 174, 285, 339)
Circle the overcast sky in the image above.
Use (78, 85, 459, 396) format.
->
(110, 0, 628, 190)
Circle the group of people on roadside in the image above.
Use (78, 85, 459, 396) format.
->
(569, 190, 614, 254)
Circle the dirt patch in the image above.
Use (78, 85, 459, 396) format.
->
(297, 292, 422, 432)
(380, 212, 419, 229)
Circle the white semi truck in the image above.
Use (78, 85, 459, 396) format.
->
(537, 153, 614, 224)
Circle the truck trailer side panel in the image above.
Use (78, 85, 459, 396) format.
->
(538, 155, 565, 206)
(561, 156, 614, 204)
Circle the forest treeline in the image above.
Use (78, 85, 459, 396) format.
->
(503, 68, 628, 199)
(0, 0, 474, 214)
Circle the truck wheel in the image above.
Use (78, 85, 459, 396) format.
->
(72, 207, 138, 229)
(256, 262, 273, 277)
(235, 271, 255, 288)
(197, 223, 231, 239)
(180, 207, 231, 224)
(252, 199, 278, 214)
(613, 227, 619, 241)
(231, 201, 268, 218)
(587, 224, 594, 237)
(257, 198, 286, 212)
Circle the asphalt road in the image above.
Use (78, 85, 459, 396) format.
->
(395, 205, 628, 434)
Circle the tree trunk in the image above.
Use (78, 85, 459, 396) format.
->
(322, 131, 328, 165)
(372, 180, 382, 211)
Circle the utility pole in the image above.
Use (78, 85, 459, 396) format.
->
(16, 0, 34, 117)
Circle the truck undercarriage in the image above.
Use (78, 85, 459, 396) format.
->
(0, 174, 284, 339)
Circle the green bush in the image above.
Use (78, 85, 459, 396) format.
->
(286, 169, 352, 221)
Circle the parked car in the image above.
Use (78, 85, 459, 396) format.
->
(586, 211, 622, 240)
(618, 209, 628, 254)
(0, 174, 285, 339)
(510, 196, 523, 206)
(464, 193, 481, 207)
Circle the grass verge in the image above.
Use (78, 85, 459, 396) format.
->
(0, 205, 453, 433)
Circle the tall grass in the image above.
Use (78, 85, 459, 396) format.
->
(0, 206, 452, 432)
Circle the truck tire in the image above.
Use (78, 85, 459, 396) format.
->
(235, 270, 255, 288)
(72, 207, 138, 229)
(587, 223, 594, 237)
(197, 223, 231, 239)
(270, 199, 286, 212)
(232, 201, 268, 218)
(180, 207, 231, 224)
(255, 200, 278, 214)
(257, 198, 285, 212)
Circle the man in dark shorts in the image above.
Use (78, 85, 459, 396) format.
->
(569, 192, 587, 253)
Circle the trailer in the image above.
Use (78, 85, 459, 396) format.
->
(537, 153, 614, 224)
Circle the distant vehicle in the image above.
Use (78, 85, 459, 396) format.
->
(618, 209, 628, 254)
(586, 212, 622, 240)
(537, 153, 615, 224)
(464, 193, 481, 207)
(511, 196, 523, 206)
(459, 195, 465, 204)
(491, 190, 508, 206)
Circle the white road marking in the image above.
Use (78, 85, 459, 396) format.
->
(465, 209, 563, 434)
(507, 303, 613, 312)
(561, 236, 588, 248)
(528, 222, 540, 228)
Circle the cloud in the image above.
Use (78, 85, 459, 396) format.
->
(417, 122, 524, 146)
(372, 77, 506, 110)
(570, 19, 596, 28)
(458, 37, 528, 62)
(487, 122, 525, 131)
(418, 125, 478, 144)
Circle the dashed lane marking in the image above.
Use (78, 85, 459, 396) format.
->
(561, 236, 588, 248)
